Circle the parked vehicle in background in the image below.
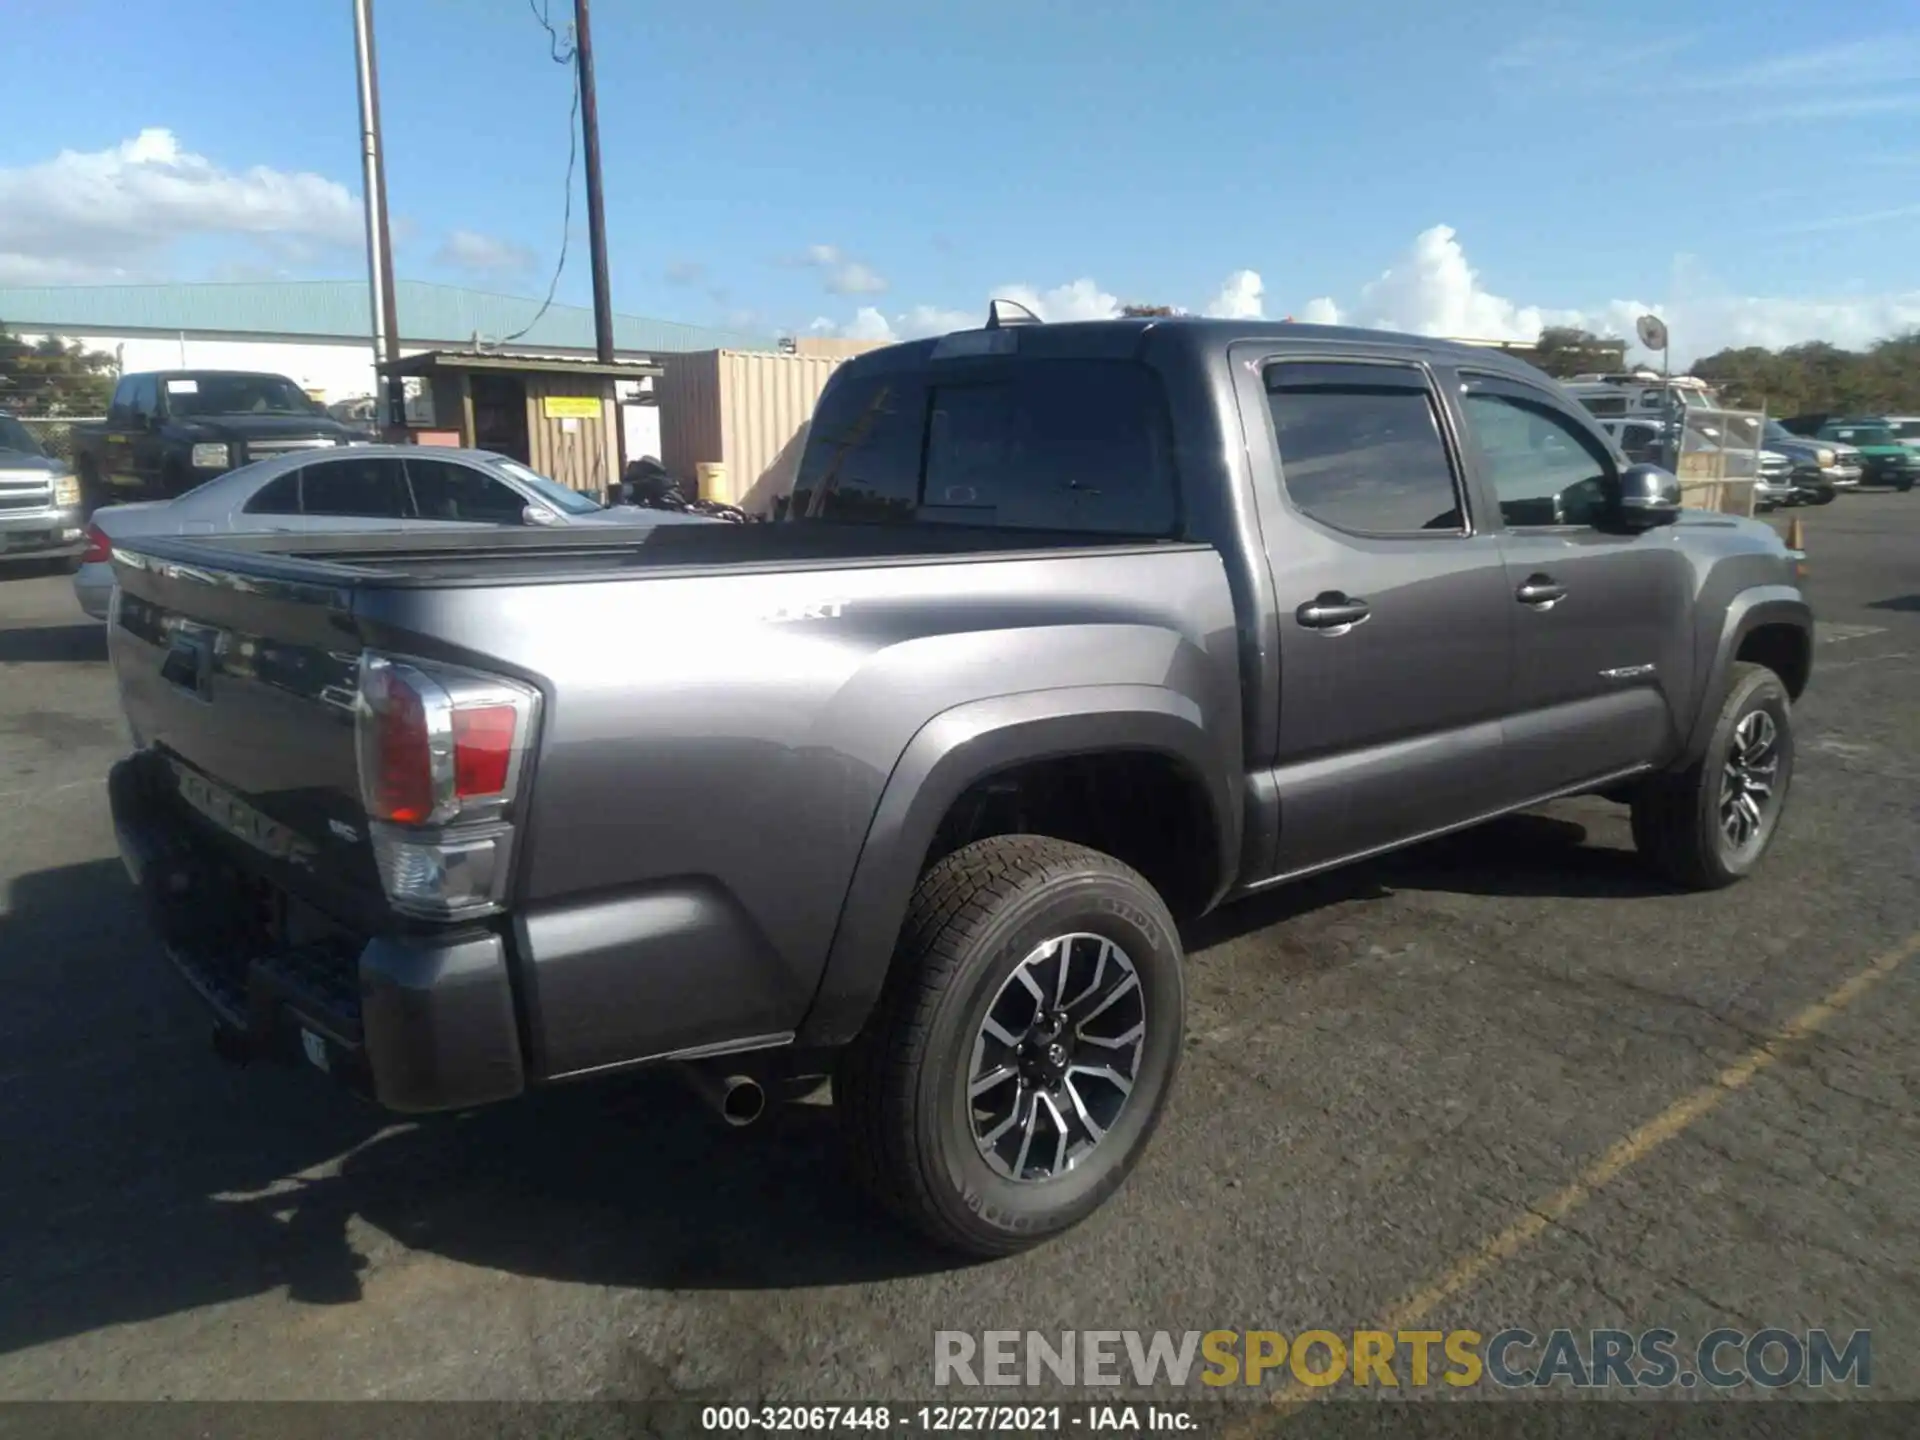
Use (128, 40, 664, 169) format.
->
(1596, 417, 1669, 465)
(72, 446, 715, 618)
(0, 411, 88, 571)
(1762, 419, 1861, 494)
(69, 370, 365, 509)
(1797, 418, 1917, 491)
(1754, 449, 1801, 510)
(1564, 371, 1720, 421)
(1881, 415, 1920, 451)
(101, 314, 1812, 1257)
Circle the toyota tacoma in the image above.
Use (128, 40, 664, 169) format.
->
(103, 313, 1812, 1256)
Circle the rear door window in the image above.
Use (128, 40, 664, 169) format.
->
(403, 458, 528, 523)
(244, 471, 304, 515)
(921, 362, 1179, 535)
(299, 455, 408, 518)
(1264, 361, 1465, 534)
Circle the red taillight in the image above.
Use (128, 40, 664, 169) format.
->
(82, 524, 112, 564)
(355, 655, 534, 830)
(452, 704, 516, 798)
(371, 672, 436, 823)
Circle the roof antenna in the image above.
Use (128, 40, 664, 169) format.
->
(986, 298, 1041, 330)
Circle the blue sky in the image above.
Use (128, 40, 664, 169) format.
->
(4, 0, 1918, 359)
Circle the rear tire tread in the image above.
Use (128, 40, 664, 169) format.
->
(837, 834, 1167, 1256)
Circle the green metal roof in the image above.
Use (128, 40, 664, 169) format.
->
(0, 279, 779, 355)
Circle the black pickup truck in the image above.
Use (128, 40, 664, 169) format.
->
(71, 369, 363, 506)
(103, 314, 1812, 1256)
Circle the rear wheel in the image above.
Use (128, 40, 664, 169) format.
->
(836, 835, 1185, 1257)
(1631, 662, 1793, 890)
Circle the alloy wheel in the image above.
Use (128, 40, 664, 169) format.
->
(966, 933, 1146, 1183)
(1720, 709, 1782, 858)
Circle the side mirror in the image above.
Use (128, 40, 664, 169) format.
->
(521, 504, 560, 527)
(1612, 463, 1682, 529)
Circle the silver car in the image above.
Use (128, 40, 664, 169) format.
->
(74, 445, 714, 619)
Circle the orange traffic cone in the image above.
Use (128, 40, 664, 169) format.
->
(1785, 514, 1807, 582)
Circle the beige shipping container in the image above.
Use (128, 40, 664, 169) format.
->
(656, 350, 846, 514)
(790, 336, 892, 359)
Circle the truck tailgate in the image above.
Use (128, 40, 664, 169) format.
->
(108, 554, 383, 916)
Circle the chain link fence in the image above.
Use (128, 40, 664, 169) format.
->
(12, 417, 103, 466)
(1674, 407, 1762, 517)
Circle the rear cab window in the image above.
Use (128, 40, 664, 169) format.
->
(787, 358, 1181, 537)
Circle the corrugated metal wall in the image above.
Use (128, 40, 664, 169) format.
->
(719, 351, 842, 512)
(656, 349, 723, 493)
(657, 350, 844, 512)
(524, 373, 620, 494)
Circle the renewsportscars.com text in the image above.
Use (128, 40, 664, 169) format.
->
(933, 1328, 1871, 1391)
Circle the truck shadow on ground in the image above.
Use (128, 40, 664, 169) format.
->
(1186, 809, 1670, 951)
(0, 808, 1660, 1357)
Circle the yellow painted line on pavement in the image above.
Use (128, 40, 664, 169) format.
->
(1229, 926, 1920, 1435)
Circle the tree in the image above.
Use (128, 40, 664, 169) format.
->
(1690, 331, 1920, 418)
(1530, 326, 1628, 380)
(0, 324, 118, 415)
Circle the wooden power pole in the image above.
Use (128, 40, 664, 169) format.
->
(573, 0, 616, 364)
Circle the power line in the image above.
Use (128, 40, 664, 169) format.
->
(502, 0, 580, 345)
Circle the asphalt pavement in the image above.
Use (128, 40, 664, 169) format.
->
(0, 495, 1915, 1417)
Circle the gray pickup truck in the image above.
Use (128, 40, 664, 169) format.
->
(104, 314, 1812, 1256)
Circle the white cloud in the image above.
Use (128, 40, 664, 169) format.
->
(433, 228, 537, 278)
(1296, 226, 1920, 364)
(0, 128, 360, 286)
(791, 243, 889, 296)
(805, 235, 1920, 366)
(1203, 269, 1265, 319)
(1327, 224, 1583, 340)
(995, 278, 1123, 323)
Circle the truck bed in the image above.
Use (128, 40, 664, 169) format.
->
(116, 519, 1194, 587)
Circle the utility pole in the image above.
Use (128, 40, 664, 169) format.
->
(573, 0, 616, 363)
(352, 0, 406, 434)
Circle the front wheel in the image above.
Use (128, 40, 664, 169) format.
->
(836, 835, 1185, 1257)
(1896, 476, 1915, 493)
(1807, 487, 1837, 506)
(1631, 662, 1794, 889)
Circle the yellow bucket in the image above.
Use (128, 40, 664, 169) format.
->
(695, 462, 729, 503)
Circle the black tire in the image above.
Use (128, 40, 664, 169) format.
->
(1631, 662, 1794, 890)
(1809, 487, 1836, 506)
(836, 834, 1185, 1257)
(1896, 477, 1915, 493)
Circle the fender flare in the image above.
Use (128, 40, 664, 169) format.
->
(796, 684, 1238, 1047)
(1680, 585, 1812, 766)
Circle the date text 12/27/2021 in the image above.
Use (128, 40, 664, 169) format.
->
(700, 1405, 1199, 1432)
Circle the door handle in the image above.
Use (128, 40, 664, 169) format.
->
(1296, 592, 1372, 631)
(1516, 574, 1567, 608)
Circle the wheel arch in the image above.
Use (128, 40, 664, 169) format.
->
(796, 685, 1239, 1047)
(1681, 586, 1812, 766)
